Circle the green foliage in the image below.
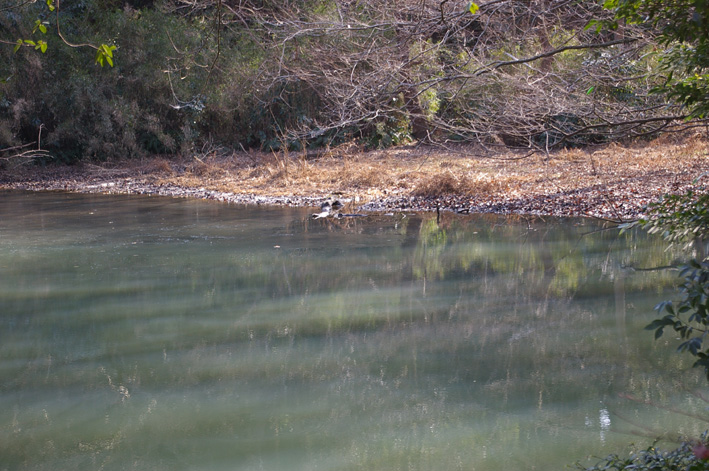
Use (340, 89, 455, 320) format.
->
(95, 44, 116, 67)
(577, 437, 709, 471)
(369, 111, 412, 149)
(15, 39, 48, 53)
(630, 190, 709, 252)
(13, 9, 49, 55)
(647, 259, 709, 379)
(1, 2, 214, 160)
(632, 189, 709, 379)
(2, 0, 341, 157)
(593, 0, 709, 117)
(10, 0, 113, 63)
(33, 20, 48, 35)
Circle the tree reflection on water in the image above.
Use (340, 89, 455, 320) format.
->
(0, 191, 703, 471)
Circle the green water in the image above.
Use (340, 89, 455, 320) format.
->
(0, 190, 706, 471)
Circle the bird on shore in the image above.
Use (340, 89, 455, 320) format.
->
(312, 198, 344, 219)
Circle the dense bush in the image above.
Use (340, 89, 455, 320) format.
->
(577, 438, 709, 471)
(1, 2, 195, 161)
(1, 0, 277, 160)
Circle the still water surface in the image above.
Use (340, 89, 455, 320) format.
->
(1, 190, 706, 471)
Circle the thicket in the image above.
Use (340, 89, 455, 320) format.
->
(0, 0, 704, 163)
(577, 437, 709, 471)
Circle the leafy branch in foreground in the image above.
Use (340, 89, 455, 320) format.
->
(633, 190, 709, 252)
(631, 188, 709, 379)
(647, 260, 709, 380)
(577, 435, 709, 471)
(6, 0, 116, 66)
(94, 44, 116, 67)
(593, 0, 709, 118)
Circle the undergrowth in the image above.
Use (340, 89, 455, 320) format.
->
(577, 436, 709, 471)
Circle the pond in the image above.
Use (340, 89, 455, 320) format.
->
(0, 190, 706, 471)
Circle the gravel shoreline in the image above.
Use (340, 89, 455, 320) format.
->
(1, 172, 659, 221)
(4, 137, 709, 221)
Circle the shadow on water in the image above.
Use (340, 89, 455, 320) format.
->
(0, 190, 705, 471)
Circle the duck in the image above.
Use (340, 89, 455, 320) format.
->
(312, 198, 344, 219)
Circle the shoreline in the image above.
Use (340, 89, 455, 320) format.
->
(3, 136, 709, 220)
(0, 172, 662, 221)
(0, 177, 656, 220)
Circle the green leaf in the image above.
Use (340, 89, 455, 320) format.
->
(586, 86, 595, 95)
(33, 20, 48, 34)
(469, 2, 479, 15)
(38, 40, 47, 53)
(95, 44, 117, 67)
(46, 0, 55, 11)
(13, 39, 22, 53)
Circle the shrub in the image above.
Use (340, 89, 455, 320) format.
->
(577, 437, 709, 471)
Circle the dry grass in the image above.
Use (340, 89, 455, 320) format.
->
(140, 157, 174, 175)
(123, 132, 709, 203)
(4, 131, 709, 212)
(412, 171, 512, 197)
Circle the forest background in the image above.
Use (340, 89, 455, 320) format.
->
(2, 0, 708, 162)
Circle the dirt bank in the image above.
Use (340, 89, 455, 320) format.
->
(2, 134, 709, 220)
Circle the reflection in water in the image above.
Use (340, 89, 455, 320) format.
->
(0, 190, 705, 471)
(586, 408, 612, 444)
(600, 408, 611, 443)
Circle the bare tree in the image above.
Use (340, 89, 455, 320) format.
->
(223, 0, 697, 151)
